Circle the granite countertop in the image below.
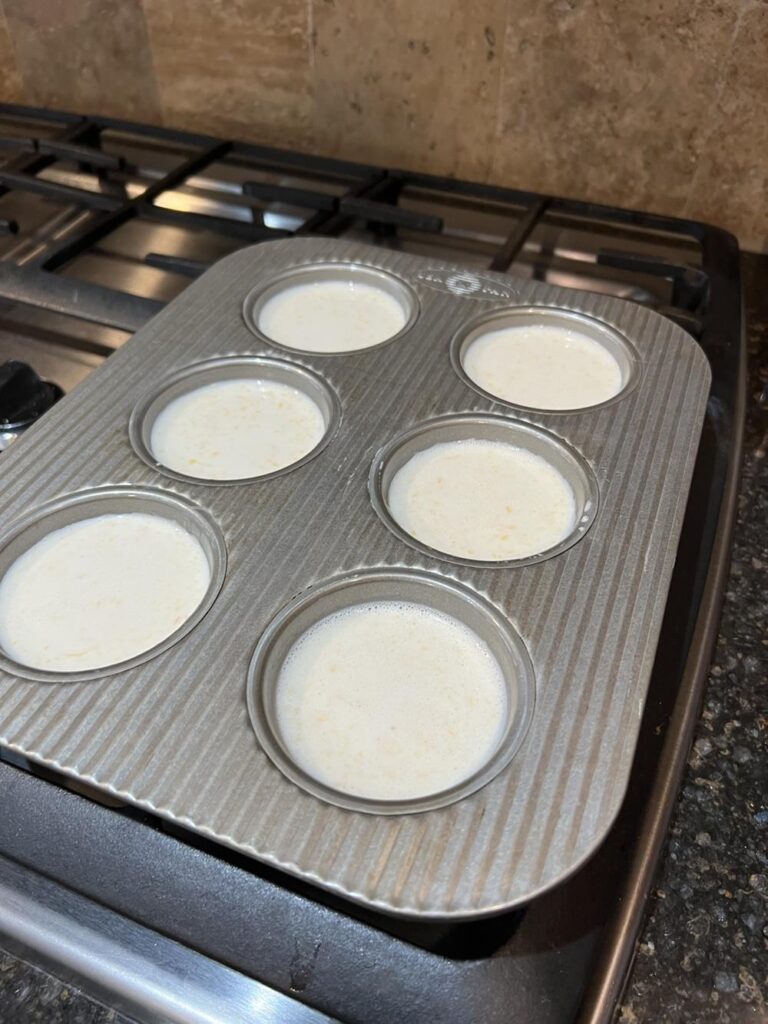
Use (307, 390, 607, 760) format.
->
(1, 255, 766, 1024)
(618, 253, 768, 1023)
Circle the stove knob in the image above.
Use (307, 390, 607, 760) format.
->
(0, 360, 63, 430)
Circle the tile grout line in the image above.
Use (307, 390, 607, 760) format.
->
(682, 0, 752, 217)
(138, 0, 169, 130)
(487, 3, 515, 184)
(0, 0, 27, 100)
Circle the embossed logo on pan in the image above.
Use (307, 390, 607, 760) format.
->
(415, 269, 519, 301)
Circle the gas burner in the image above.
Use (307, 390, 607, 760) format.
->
(0, 359, 63, 449)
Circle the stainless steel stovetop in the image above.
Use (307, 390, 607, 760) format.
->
(0, 103, 745, 1024)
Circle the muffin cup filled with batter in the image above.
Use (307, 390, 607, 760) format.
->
(452, 307, 638, 412)
(0, 486, 226, 682)
(243, 262, 418, 355)
(130, 356, 341, 484)
(370, 414, 598, 568)
(247, 569, 535, 814)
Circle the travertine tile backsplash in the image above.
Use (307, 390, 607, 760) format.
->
(3, 0, 161, 121)
(0, 0, 765, 250)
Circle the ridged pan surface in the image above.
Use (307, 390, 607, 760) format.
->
(0, 239, 710, 919)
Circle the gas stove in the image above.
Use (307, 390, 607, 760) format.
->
(0, 103, 745, 1024)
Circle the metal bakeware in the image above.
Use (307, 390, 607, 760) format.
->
(246, 566, 536, 816)
(451, 305, 640, 413)
(0, 484, 227, 684)
(243, 260, 420, 355)
(368, 412, 598, 569)
(128, 355, 342, 485)
(0, 238, 710, 919)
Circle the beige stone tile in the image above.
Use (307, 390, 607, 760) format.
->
(490, 0, 740, 220)
(0, 4, 23, 101)
(143, 0, 314, 148)
(312, 0, 508, 180)
(682, 3, 768, 251)
(3, 0, 161, 120)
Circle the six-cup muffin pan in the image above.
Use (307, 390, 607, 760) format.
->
(0, 238, 710, 919)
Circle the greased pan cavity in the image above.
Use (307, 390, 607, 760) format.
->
(0, 238, 710, 919)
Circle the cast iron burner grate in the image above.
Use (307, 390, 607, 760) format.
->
(0, 104, 714, 338)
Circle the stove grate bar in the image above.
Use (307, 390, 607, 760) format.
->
(37, 140, 125, 171)
(297, 171, 388, 237)
(0, 136, 36, 155)
(0, 136, 125, 172)
(338, 195, 443, 233)
(0, 118, 95, 204)
(0, 104, 731, 354)
(0, 169, 123, 212)
(0, 263, 162, 333)
(597, 251, 709, 310)
(139, 202, 289, 242)
(40, 140, 233, 272)
(143, 253, 209, 278)
(242, 180, 337, 212)
(490, 196, 551, 272)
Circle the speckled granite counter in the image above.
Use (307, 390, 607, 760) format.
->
(0, 949, 130, 1024)
(1, 255, 765, 1024)
(618, 253, 768, 1022)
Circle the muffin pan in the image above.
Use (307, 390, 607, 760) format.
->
(0, 485, 226, 683)
(369, 412, 598, 568)
(0, 238, 710, 919)
(247, 567, 535, 816)
(129, 355, 341, 484)
(452, 305, 639, 412)
(243, 260, 419, 354)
